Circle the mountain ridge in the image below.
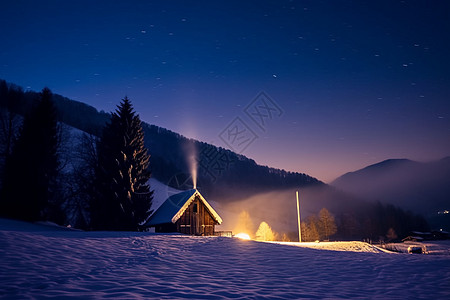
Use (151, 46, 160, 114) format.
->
(332, 157, 450, 216)
(0, 79, 322, 200)
(1, 79, 437, 235)
(332, 158, 419, 186)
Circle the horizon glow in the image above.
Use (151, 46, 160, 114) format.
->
(0, 1, 449, 182)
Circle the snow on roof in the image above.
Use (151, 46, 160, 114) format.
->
(172, 190, 222, 225)
(148, 178, 182, 213)
(146, 189, 222, 226)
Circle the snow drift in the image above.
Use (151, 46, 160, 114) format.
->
(1, 218, 449, 299)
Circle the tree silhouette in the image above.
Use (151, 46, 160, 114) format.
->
(91, 97, 153, 230)
(0, 88, 59, 221)
(386, 227, 398, 241)
(301, 215, 320, 242)
(0, 81, 22, 183)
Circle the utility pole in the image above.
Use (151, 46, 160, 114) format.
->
(296, 190, 302, 243)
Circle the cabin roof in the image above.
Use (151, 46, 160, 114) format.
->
(145, 189, 222, 226)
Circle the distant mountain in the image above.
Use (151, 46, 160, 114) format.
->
(332, 158, 450, 228)
(332, 159, 420, 194)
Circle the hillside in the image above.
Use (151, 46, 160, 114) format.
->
(0, 80, 434, 237)
(332, 158, 450, 228)
(332, 159, 420, 198)
(0, 80, 321, 200)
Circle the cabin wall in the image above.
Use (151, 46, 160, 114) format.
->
(154, 223, 177, 233)
(176, 196, 217, 236)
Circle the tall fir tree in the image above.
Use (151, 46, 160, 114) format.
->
(0, 87, 59, 221)
(91, 97, 153, 230)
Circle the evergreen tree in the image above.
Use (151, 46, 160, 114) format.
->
(0, 81, 22, 179)
(336, 212, 360, 239)
(91, 97, 153, 230)
(0, 88, 59, 221)
(255, 221, 276, 241)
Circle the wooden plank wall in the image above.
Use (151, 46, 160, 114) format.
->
(176, 196, 217, 235)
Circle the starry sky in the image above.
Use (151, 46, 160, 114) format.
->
(1, 0, 449, 182)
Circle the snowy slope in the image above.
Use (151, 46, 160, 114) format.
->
(1, 218, 450, 299)
(384, 240, 450, 255)
(270, 241, 388, 253)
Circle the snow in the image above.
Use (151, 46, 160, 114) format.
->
(385, 241, 450, 255)
(146, 189, 197, 226)
(1, 218, 450, 299)
(148, 178, 182, 213)
(270, 241, 389, 253)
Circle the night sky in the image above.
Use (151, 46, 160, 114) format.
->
(1, 0, 449, 182)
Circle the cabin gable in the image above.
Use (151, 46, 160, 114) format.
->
(176, 195, 218, 235)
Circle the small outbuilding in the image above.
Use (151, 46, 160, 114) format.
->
(145, 189, 222, 236)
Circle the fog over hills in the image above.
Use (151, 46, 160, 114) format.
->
(0, 80, 440, 235)
(0, 79, 321, 202)
(332, 158, 450, 227)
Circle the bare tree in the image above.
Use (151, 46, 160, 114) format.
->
(386, 227, 398, 242)
(301, 215, 320, 242)
(62, 132, 98, 229)
(318, 208, 337, 241)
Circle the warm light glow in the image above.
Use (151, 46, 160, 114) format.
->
(235, 233, 251, 240)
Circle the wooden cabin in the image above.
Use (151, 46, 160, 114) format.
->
(145, 189, 222, 235)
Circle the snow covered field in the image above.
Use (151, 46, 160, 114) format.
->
(270, 241, 389, 253)
(384, 240, 450, 255)
(1, 219, 450, 299)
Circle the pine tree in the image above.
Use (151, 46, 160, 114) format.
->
(0, 88, 59, 221)
(91, 97, 153, 231)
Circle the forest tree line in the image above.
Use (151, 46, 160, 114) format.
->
(233, 205, 427, 242)
(0, 80, 430, 238)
